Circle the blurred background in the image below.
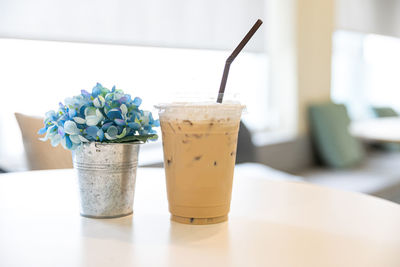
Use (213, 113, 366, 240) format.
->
(0, 0, 269, 170)
(2, 0, 400, 205)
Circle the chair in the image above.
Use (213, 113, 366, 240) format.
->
(308, 103, 365, 168)
(235, 121, 256, 164)
(372, 107, 398, 118)
(14, 113, 73, 170)
(371, 106, 400, 152)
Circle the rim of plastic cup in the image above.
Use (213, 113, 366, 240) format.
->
(154, 93, 245, 110)
(154, 102, 245, 109)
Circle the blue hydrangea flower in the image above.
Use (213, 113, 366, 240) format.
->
(38, 83, 159, 150)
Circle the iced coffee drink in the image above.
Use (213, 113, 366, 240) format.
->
(156, 102, 244, 224)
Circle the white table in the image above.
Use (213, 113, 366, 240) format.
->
(350, 117, 400, 143)
(1, 167, 400, 267)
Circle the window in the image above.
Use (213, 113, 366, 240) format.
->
(331, 30, 400, 120)
(0, 38, 269, 170)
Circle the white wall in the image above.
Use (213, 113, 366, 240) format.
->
(297, 0, 334, 134)
(266, 0, 334, 135)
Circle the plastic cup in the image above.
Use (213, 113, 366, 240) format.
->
(156, 101, 245, 224)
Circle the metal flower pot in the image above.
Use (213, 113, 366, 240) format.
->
(72, 142, 140, 218)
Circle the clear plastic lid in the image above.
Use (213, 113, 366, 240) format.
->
(155, 101, 245, 121)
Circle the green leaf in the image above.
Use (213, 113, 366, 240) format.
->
(106, 134, 158, 143)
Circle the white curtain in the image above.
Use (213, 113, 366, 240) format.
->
(0, 0, 266, 51)
(336, 0, 400, 38)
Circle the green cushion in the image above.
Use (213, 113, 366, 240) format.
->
(309, 103, 365, 168)
(372, 107, 398, 118)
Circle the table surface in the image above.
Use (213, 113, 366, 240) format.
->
(350, 117, 400, 143)
(1, 168, 400, 267)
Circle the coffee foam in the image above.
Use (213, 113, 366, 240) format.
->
(155, 101, 245, 121)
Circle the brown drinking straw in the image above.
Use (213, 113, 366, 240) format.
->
(217, 19, 263, 103)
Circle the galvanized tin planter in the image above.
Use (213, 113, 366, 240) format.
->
(72, 142, 140, 218)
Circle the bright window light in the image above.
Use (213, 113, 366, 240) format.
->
(0, 38, 269, 170)
(331, 31, 400, 120)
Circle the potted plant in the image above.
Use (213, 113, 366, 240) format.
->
(38, 83, 159, 218)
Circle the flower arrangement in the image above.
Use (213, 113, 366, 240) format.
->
(38, 83, 159, 150)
